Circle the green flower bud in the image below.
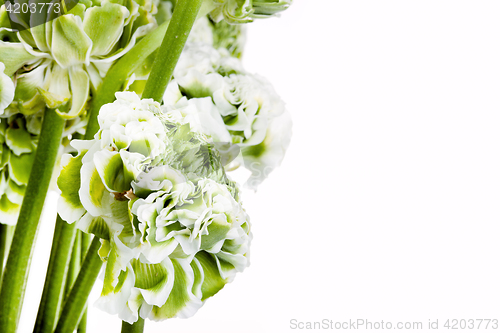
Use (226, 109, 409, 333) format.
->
(207, 0, 292, 24)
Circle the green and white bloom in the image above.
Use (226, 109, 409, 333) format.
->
(58, 92, 251, 323)
(0, 0, 157, 120)
(205, 0, 292, 24)
(163, 42, 291, 188)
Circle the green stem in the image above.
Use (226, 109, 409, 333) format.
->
(121, 318, 145, 333)
(0, 108, 65, 332)
(33, 216, 77, 333)
(54, 237, 103, 333)
(0, 223, 7, 283)
(33, 217, 63, 333)
(77, 309, 88, 333)
(77, 232, 91, 333)
(85, 20, 170, 139)
(65, 230, 81, 296)
(141, 0, 204, 102)
(80, 232, 92, 259)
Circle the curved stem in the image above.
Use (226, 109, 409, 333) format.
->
(121, 318, 145, 333)
(85, 21, 170, 139)
(0, 108, 65, 332)
(33, 216, 77, 333)
(54, 237, 103, 333)
(141, 0, 204, 102)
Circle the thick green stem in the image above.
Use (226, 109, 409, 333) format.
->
(121, 318, 145, 333)
(85, 21, 170, 139)
(54, 237, 103, 333)
(77, 231, 91, 333)
(141, 0, 204, 102)
(0, 108, 65, 332)
(0, 223, 7, 283)
(65, 230, 82, 296)
(33, 217, 63, 333)
(77, 310, 87, 333)
(33, 216, 77, 333)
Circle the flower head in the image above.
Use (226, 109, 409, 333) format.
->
(58, 92, 251, 323)
(0, 0, 157, 119)
(164, 42, 292, 189)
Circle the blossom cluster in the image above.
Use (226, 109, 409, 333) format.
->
(58, 93, 251, 322)
(164, 42, 292, 189)
(0, 0, 262, 223)
(0, 0, 293, 327)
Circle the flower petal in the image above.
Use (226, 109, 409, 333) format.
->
(0, 41, 38, 76)
(83, 3, 129, 57)
(51, 14, 92, 68)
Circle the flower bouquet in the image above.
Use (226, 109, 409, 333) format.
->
(0, 0, 292, 332)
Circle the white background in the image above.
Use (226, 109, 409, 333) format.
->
(20, 1, 500, 332)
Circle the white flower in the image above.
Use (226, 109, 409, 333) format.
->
(57, 92, 251, 323)
(163, 42, 292, 188)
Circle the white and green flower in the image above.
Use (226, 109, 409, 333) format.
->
(57, 92, 251, 323)
(163, 42, 291, 188)
(0, 0, 157, 120)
